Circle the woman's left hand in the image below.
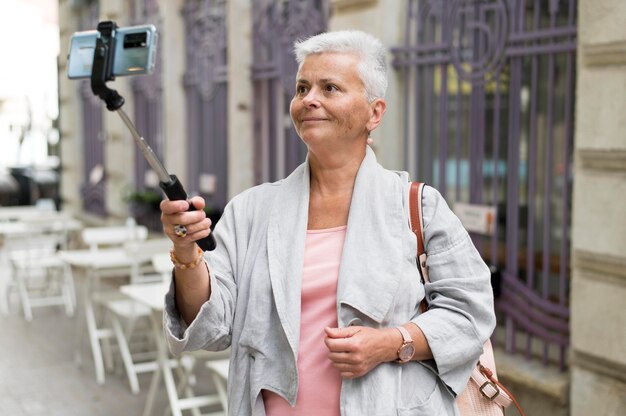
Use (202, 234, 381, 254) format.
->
(324, 326, 401, 379)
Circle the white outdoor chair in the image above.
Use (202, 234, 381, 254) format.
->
(74, 222, 150, 388)
(168, 350, 230, 416)
(7, 228, 75, 321)
(81, 222, 149, 252)
(149, 250, 230, 416)
(125, 238, 173, 284)
(151, 251, 172, 281)
(107, 237, 173, 394)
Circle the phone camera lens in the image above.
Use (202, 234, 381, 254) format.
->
(124, 32, 148, 49)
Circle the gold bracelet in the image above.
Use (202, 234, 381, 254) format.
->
(170, 247, 204, 270)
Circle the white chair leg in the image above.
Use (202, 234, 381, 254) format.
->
(74, 314, 85, 368)
(212, 371, 228, 415)
(85, 297, 106, 385)
(176, 356, 212, 416)
(206, 360, 229, 415)
(15, 270, 33, 322)
(175, 356, 194, 394)
(61, 268, 75, 317)
(0, 272, 10, 316)
(101, 318, 115, 372)
(74, 275, 87, 368)
(143, 364, 161, 416)
(64, 263, 77, 311)
(111, 313, 140, 394)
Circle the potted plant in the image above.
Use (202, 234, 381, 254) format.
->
(124, 187, 163, 231)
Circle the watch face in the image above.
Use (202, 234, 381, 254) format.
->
(398, 343, 415, 362)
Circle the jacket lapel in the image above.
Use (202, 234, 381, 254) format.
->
(266, 162, 310, 355)
(337, 147, 406, 325)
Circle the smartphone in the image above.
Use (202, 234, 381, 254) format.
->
(67, 24, 158, 79)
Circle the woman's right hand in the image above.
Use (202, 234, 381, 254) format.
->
(160, 196, 213, 260)
(161, 196, 213, 325)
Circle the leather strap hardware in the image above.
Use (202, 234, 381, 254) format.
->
(479, 381, 500, 400)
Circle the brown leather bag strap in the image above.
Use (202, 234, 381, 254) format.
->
(409, 182, 425, 257)
(409, 181, 429, 313)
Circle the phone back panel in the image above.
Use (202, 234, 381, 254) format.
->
(66, 25, 157, 79)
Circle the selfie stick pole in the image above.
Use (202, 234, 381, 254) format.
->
(89, 21, 216, 251)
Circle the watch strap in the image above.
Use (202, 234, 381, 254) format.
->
(396, 326, 412, 343)
(396, 326, 414, 362)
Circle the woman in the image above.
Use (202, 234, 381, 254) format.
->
(161, 30, 495, 415)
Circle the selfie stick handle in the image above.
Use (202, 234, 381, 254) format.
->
(116, 109, 217, 252)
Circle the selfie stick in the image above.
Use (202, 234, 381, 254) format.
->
(89, 21, 216, 251)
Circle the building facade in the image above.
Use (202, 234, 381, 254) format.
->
(570, 1, 626, 415)
(57, 0, 626, 414)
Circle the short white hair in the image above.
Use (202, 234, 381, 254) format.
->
(293, 30, 388, 102)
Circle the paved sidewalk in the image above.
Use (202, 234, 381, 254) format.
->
(0, 304, 216, 416)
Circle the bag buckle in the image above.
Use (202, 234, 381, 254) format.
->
(479, 381, 500, 400)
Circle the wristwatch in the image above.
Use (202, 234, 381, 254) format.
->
(396, 326, 415, 363)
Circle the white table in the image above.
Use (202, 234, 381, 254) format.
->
(120, 282, 226, 416)
(59, 248, 137, 385)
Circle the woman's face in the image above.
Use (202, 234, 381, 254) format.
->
(290, 52, 381, 151)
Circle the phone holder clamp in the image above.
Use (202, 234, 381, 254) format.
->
(91, 21, 125, 111)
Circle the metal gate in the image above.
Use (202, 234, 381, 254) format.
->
(79, 2, 106, 216)
(128, 0, 164, 230)
(131, 0, 163, 194)
(392, 0, 576, 369)
(183, 0, 229, 213)
(251, 0, 328, 184)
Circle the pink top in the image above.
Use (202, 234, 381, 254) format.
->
(263, 225, 346, 416)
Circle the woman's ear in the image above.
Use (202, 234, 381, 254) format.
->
(366, 98, 387, 133)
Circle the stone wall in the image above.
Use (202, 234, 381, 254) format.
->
(571, 0, 626, 414)
(58, 0, 83, 217)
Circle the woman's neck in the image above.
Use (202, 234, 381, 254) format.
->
(308, 146, 365, 197)
(306, 146, 365, 230)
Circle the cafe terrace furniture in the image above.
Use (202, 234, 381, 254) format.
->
(107, 237, 172, 394)
(0, 215, 82, 319)
(59, 247, 138, 386)
(59, 224, 148, 385)
(120, 278, 229, 416)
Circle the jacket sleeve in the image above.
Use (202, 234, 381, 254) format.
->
(410, 186, 496, 396)
(162, 198, 241, 356)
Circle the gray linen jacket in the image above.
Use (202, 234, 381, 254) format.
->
(163, 147, 496, 415)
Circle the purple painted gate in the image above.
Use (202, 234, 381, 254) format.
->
(78, 3, 106, 216)
(130, 0, 164, 230)
(131, 0, 163, 191)
(183, 0, 229, 213)
(392, 0, 576, 370)
(251, 0, 328, 183)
